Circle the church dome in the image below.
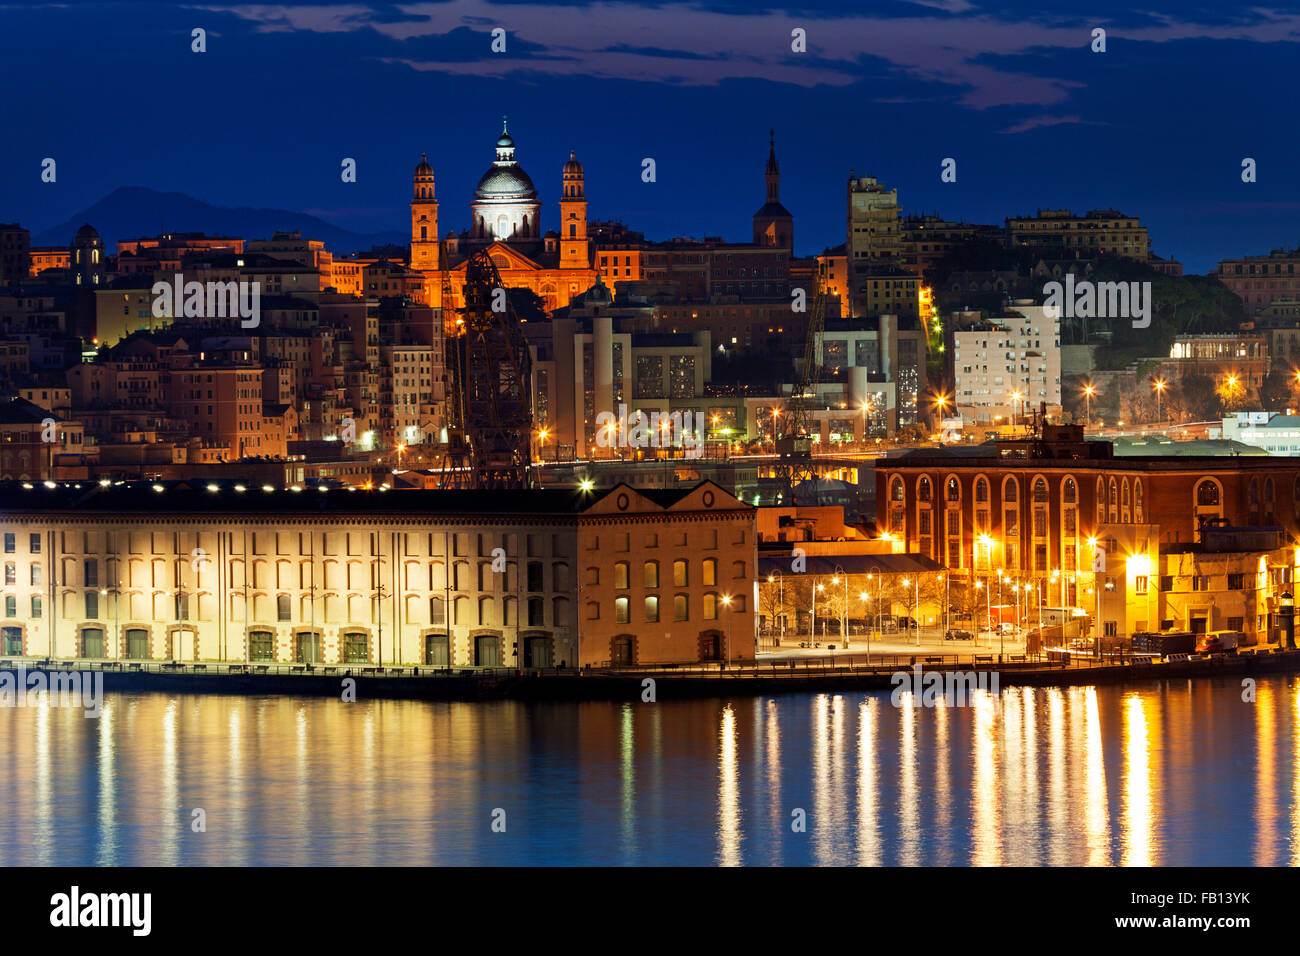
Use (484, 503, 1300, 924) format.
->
(563, 150, 583, 174)
(74, 222, 100, 243)
(414, 153, 433, 177)
(475, 164, 537, 199)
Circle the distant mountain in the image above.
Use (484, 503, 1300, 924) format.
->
(32, 186, 408, 254)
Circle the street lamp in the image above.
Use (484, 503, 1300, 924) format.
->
(860, 590, 871, 662)
(1083, 383, 1095, 424)
(1152, 378, 1166, 423)
(832, 565, 849, 647)
(767, 572, 785, 643)
(721, 594, 733, 666)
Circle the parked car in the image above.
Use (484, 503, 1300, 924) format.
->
(944, 629, 974, 642)
(896, 616, 919, 631)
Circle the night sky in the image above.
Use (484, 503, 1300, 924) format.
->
(4, 0, 1300, 272)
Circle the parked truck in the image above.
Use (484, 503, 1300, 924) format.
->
(1132, 631, 1195, 658)
(1195, 630, 1241, 654)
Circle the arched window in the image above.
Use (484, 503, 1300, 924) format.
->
(1249, 479, 1259, 505)
(1134, 480, 1144, 523)
(975, 477, 989, 503)
(702, 559, 717, 586)
(1063, 477, 1077, 503)
(1265, 478, 1275, 503)
(1003, 477, 1018, 502)
(643, 561, 659, 588)
(917, 476, 932, 502)
(890, 476, 905, 501)
(1095, 478, 1105, 524)
(1197, 481, 1221, 506)
(946, 477, 960, 502)
(703, 593, 718, 620)
(614, 562, 630, 589)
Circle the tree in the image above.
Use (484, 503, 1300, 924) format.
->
(1259, 368, 1297, 413)
(1176, 372, 1221, 422)
(896, 423, 928, 443)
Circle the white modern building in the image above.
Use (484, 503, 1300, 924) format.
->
(1217, 412, 1300, 455)
(951, 302, 1061, 427)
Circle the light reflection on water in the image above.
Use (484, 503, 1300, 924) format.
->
(0, 677, 1295, 866)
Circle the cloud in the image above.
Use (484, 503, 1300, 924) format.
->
(196, 1, 1300, 110)
(999, 114, 1103, 134)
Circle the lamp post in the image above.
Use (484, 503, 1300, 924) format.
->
(832, 565, 849, 647)
(1083, 383, 1095, 425)
(1153, 378, 1166, 423)
(860, 590, 871, 663)
(767, 572, 785, 643)
(941, 573, 949, 638)
(996, 569, 1004, 662)
(721, 594, 733, 666)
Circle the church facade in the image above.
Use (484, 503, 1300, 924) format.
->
(408, 120, 598, 313)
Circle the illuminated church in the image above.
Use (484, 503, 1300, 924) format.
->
(409, 118, 598, 312)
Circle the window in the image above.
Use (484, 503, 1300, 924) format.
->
(1228, 573, 1245, 590)
(702, 559, 717, 586)
(614, 562, 630, 589)
(1196, 481, 1220, 506)
(1160, 575, 1173, 591)
(29, 534, 40, 554)
(3, 564, 12, 585)
(975, 477, 988, 502)
(1134, 576, 1148, 595)
(30, 565, 41, 586)
(249, 631, 274, 662)
(673, 595, 688, 621)
(85, 591, 99, 618)
(1104, 621, 1117, 637)
(3, 596, 13, 617)
(703, 593, 718, 620)
(528, 598, 544, 626)
(30, 596, 41, 618)
(1227, 616, 1244, 631)
(673, 560, 688, 587)
(430, 596, 445, 625)
(615, 597, 630, 623)
(343, 632, 369, 664)
(2, 534, 12, 553)
(84, 560, 98, 588)
(644, 596, 659, 622)
(277, 594, 291, 621)
(643, 561, 659, 589)
(1193, 575, 1209, 591)
(527, 562, 543, 592)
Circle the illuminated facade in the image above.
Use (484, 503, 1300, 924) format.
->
(0, 480, 755, 668)
(409, 123, 597, 312)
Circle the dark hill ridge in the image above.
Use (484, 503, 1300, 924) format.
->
(33, 186, 407, 254)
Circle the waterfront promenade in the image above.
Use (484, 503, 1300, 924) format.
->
(2, 640, 1296, 701)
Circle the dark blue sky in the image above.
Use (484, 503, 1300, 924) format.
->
(4, 0, 1300, 272)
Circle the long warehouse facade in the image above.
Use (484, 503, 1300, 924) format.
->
(0, 480, 757, 668)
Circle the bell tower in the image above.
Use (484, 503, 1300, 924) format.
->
(559, 150, 590, 269)
(410, 153, 440, 274)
